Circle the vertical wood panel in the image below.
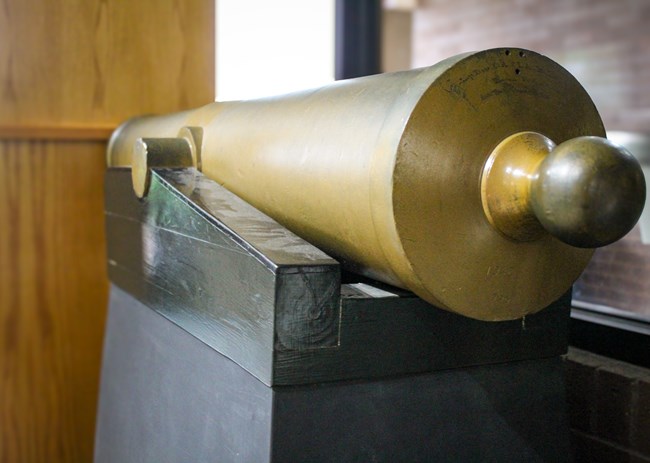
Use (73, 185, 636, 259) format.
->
(0, 0, 215, 461)
(0, 140, 108, 462)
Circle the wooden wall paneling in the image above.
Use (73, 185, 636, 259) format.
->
(0, 0, 215, 461)
(0, 0, 215, 127)
(0, 140, 108, 462)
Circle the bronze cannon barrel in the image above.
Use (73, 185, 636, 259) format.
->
(107, 48, 645, 321)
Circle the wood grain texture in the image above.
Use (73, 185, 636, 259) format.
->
(0, 0, 215, 126)
(0, 0, 215, 461)
(0, 140, 108, 463)
(411, 0, 650, 132)
(0, 125, 116, 141)
(104, 168, 570, 387)
(105, 168, 340, 386)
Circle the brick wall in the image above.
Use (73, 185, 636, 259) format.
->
(411, 0, 650, 133)
(566, 348, 650, 462)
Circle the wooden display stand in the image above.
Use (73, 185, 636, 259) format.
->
(95, 168, 572, 462)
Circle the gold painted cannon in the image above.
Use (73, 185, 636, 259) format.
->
(107, 48, 645, 321)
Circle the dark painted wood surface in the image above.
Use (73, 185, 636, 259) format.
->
(96, 285, 570, 463)
(105, 167, 570, 386)
(95, 286, 273, 463)
(272, 356, 570, 462)
(105, 168, 340, 384)
(274, 288, 570, 384)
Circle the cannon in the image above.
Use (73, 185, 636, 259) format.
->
(107, 47, 644, 321)
(96, 48, 645, 462)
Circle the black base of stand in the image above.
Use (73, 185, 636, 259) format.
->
(96, 167, 573, 462)
(95, 285, 570, 463)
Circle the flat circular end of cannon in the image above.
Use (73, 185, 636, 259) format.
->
(392, 48, 602, 320)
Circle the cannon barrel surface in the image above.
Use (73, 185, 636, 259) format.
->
(107, 48, 645, 321)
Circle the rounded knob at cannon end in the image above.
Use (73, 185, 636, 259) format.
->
(481, 132, 646, 248)
(530, 136, 646, 248)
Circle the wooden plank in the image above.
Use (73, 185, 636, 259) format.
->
(0, 140, 108, 463)
(105, 169, 340, 385)
(273, 288, 571, 385)
(105, 168, 569, 387)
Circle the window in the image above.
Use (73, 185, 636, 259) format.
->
(216, 0, 335, 101)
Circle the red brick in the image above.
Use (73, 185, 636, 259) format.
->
(633, 375, 650, 455)
(595, 364, 635, 447)
(565, 354, 598, 432)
